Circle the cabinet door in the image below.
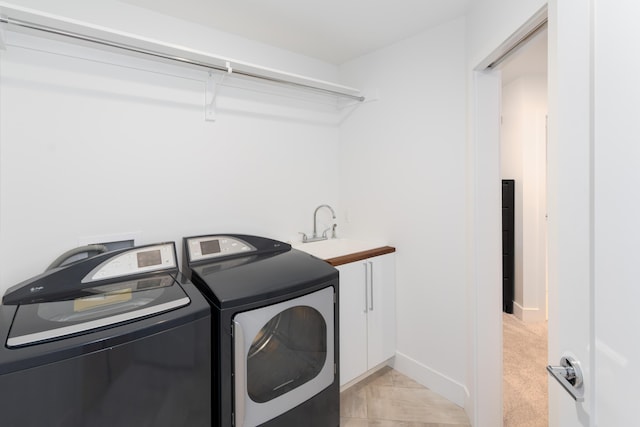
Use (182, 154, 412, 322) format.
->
(366, 253, 396, 369)
(337, 261, 368, 386)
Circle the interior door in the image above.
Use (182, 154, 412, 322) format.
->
(547, 1, 594, 425)
(548, 1, 640, 425)
(591, 1, 640, 425)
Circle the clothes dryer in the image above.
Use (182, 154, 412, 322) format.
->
(182, 234, 339, 427)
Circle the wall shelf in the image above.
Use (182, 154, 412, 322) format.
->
(0, 3, 365, 121)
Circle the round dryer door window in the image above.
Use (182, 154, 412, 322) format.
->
(247, 305, 327, 402)
(232, 286, 335, 427)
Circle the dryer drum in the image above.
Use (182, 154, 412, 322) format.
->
(247, 306, 327, 403)
(247, 314, 282, 359)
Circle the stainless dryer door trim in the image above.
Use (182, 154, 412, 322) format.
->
(232, 286, 335, 427)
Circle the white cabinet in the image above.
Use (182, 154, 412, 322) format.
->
(338, 252, 396, 386)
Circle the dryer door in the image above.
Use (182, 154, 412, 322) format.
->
(232, 286, 335, 427)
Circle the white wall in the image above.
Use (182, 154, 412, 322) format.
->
(500, 73, 547, 322)
(0, 1, 342, 293)
(338, 17, 468, 405)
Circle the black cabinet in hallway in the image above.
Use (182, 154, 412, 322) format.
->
(502, 180, 515, 314)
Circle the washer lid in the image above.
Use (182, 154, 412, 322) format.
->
(6, 273, 190, 348)
(3, 243, 179, 306)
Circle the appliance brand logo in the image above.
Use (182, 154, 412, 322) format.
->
(30, 286, 44, 293)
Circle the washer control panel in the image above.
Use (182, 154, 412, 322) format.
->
(187, 236, 256, 262)
(82, 243, 177, 283)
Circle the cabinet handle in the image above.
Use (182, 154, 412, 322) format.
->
(363, 263, 368, 313)
(369, 261, 374, 311)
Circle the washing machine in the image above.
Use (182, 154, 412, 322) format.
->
(0, 242, 211, 427)
(182, 234, 339, 427)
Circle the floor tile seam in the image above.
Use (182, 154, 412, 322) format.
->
(365, 386, 462, 408)
(367, 383, 421, 392)
(363, 406, 468, 423)
(342, 415, 422, 424)
(349, 414, 470, 426)
(357, 414, 423, 423)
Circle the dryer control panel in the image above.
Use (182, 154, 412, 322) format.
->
(186, 236, 256, 263)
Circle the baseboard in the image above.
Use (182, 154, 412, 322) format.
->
(339, 360, 390, 392)
(392, 351, 467, 407)
(512, 301, 546, 322)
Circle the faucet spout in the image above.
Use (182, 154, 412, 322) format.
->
(313, 204, 336, 238)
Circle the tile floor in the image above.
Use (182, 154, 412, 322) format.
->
(340, 367, 471, 426)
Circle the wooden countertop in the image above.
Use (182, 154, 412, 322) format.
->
(324, 246, 396, 266)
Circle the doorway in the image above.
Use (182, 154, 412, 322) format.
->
(498, 29, 548, 324)
(496, 26, 549, 427)
(469, 6, 550, 426)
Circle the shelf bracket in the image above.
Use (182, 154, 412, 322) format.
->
(205, 72, 218, 121)
(204, 66, 233, 121)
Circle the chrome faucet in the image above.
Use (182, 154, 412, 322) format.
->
(299, 204, 337, 243)
(313, 204, 336, 239)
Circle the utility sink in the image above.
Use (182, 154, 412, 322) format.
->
(292, 238, 387, 262)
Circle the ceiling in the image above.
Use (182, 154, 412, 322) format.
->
(120, 0, 470, 64)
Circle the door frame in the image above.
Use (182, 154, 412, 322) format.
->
(469, 6, 552, 427)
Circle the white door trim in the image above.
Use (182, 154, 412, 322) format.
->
(470, 5, 550, 427)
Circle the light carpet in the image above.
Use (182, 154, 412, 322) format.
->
(503, 313, 548, 427)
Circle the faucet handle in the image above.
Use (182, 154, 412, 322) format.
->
(321, 227, 331, 239)
(298, 232, 309, 243)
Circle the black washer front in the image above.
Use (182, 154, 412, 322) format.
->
(0, 274, 211, 427)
